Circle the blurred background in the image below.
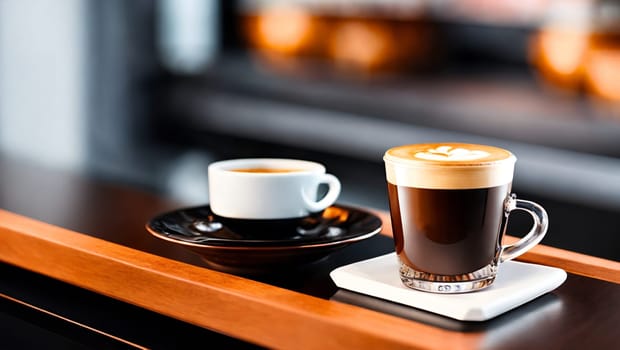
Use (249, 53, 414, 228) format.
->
(0, 0, 618, 260)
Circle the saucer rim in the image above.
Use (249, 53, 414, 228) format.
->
(146, 203, 383, 250)
(146, 226, 381, 251)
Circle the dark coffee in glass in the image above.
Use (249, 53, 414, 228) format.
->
(384, 143, 548, 293)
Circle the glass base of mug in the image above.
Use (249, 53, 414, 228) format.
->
(398, 261, 498, 294)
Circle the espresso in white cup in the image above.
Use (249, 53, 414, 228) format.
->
(208, 158, 341, 221)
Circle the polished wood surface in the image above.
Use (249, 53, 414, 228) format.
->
(0, 209, 482, 349)
(0, 156, 618, 349)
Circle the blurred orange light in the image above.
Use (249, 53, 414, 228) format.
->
(256, 6, 314, 54)
(328, 22, 391, 70)
(585, 48, 620, 101)
(530, 26, 588, 89)
(539, 28, 587, 75)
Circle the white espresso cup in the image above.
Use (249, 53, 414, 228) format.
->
(208, 158, 341, 220)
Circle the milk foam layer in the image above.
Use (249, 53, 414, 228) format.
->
(384, 143, 516, 189)
(414, 145, 490, 161)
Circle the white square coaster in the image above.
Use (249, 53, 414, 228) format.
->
(330, 253, 567, 321)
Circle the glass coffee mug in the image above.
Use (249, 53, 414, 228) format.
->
(384, 143, 548, 293)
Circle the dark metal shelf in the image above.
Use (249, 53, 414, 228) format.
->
(153, 55, 620, 211)
(158, 55, 620, 158)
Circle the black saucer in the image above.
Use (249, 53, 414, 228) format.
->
(146, 204, 382, 274)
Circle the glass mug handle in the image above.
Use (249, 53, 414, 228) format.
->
(500, 194, 549, 263)
(303, 174, 341, 212)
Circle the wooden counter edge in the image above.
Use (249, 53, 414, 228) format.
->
(0, 209, 482, 350)
(370, 209, 620, 284)
(0, 209, 618, 349)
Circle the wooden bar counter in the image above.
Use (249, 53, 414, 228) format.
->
(0, 155, 618, 349)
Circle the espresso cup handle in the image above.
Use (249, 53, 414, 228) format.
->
(303, 174, 341, 212)
(500, 194, 549, 263)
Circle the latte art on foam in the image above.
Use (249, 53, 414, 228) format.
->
(415, 146, 490, 162)
(384, 143, 517, 189)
